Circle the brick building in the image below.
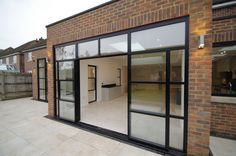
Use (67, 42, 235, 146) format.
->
(0, 38, 48, 101)
(45, 0, 236, 156)
(0, 0, 235, 156)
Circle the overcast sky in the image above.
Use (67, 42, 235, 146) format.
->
(0, 0, 109, 49)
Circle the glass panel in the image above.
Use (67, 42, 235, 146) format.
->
(212, 45, 236, 96)
(39, 90, 46, 100)
(88, 79, 95, 90)
(131, 83, 166, 114)
(59, 100, 74, 121)
(170, 50, 185, 82)
(39, 79, 46, 89)
(78, 40, 98, 58)
(88, 66, 95, 78)
(56, 44, 76, 60)
(170, 118, 184, 150)
(59, 61, 73, 80)
(60, 81, 74, 101)
(131, 52, 166, 82)
(170, 85, 184, 117)
(88, 91, 96, 102)
(101, 34, 128, 55)
(39, 68, 45, 78)
(131, 112, 165, 145)
(38, 60, 45, 67)
(131, 22, 185, 52)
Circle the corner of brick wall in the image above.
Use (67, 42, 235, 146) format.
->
(211, 102, 236, 139)
(188, 0, 212, 156)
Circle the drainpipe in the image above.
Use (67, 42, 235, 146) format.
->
(212, 1, 236, 9)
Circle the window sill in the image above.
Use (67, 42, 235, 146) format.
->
(211, 96, 236, 104)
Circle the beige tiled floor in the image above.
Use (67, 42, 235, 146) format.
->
(210, 136, 236, 156)
(0, 97, 162, 156)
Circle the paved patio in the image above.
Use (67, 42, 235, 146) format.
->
(0, 98, 162, 156)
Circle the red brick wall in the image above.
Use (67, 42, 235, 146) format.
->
(188, 1, 212, 156)
(24, 48, 47, 100)
(211, 6, 236, 140)
(212, 6, 236, 43)
(47, 0, 212, 155)
(211, 102, 236, 139)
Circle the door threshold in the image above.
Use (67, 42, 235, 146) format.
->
(45, 115, 186, 156)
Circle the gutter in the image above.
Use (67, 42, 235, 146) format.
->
(0, 52, 20, 59)
(212, 1, 236, 9)
(21, 45, 46, 53)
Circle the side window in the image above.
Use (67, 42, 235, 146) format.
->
(212, 45, 236, 96)
(28, 52, 32, 61)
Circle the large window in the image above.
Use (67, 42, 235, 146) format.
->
(100, 34, 128, 55)
(212, 44, 236, 96)
(131, 22, 185, 52)
(55, 44, 76, 121)
(53, 19, 188, 152)
(78, 40, 98, 58)
(56, 45, 76, 60)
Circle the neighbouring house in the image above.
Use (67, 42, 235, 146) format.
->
(22, 38, 47, 101)
(0, 47, 20, 71)
(45, 0, 236, 156)
(0, 38, 48, 101)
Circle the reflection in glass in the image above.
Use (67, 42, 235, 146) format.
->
(170, 50, 185, 82)
(170, 85, 184, 116)
(56, 45, 76, 60)
(131, 112, 165, 145)
(101, 34, 128, 55)
(88, 91, 96, 102)
(39, 68, 45, 78)
(59, 61, 74, 80)
(38, 60, 45, 67)
(131, 52, 166, 82)
(88, 79, 95, 90)
(79, 40, 98, 58)
(39, 90, 46, 100)
(131, 83, 166, 114)
(60, 81, 74, 101)
(131, 22, 185, 51)
(212, 45, 236, 96)
(39, 79, 46, 89)
(88, 66, 95, 78)
(59, 100, 75, 121)
(170, 118, 184, 150)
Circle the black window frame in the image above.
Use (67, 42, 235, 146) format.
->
(37, 58, 48, 102)
(212, 41, 236, 97)
(53, 16, 189, 155)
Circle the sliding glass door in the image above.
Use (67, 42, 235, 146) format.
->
(128, 21, 187, 151)
(54, 17, 188, 152)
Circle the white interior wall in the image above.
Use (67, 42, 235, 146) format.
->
(80, 56, 127, 106)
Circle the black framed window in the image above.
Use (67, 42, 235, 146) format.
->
(212, 43, 236, 97)
(55, 44, 76, 121)
(129, 21, 187, 151)
(78, 40, 98, 58)
(37, 58, 47, 101)
(53, 17, 189, 154)
(100, 34, 128, 55)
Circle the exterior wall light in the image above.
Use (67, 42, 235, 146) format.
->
(198, 35, 205, 49)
